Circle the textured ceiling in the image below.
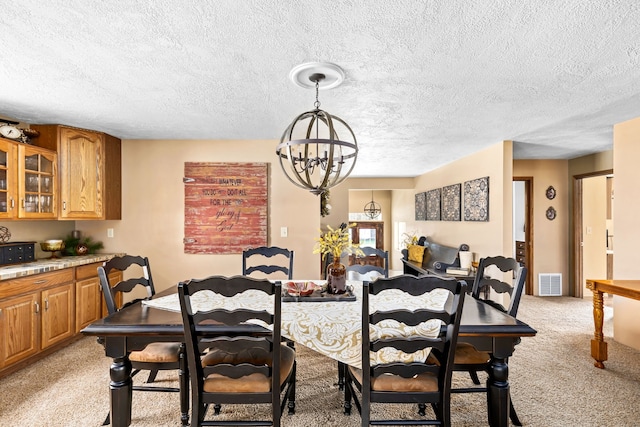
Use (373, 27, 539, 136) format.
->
(2, 1, 639, 177)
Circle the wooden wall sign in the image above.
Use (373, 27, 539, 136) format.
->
(184, 162, 267, 254)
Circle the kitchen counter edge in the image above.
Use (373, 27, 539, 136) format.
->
(0, 253, 125, 281)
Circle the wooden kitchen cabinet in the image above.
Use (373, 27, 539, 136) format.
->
(0, 269, 74, 371)
(31, 124, 121, 220)
(75, 262, 122, 333)
(40, 283, 75, 349)
(0, 138, 18, 219)
(0, 293, 39, 367)
(0, 137, 57, 219)
(18, 144, 57, 219)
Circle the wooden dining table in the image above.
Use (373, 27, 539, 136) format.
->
(82, 280, 536, 427)
(585, 278, 640, 368)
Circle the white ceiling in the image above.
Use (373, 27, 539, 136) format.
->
(2, 1, 639, 177)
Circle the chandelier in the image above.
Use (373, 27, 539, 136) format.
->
(276, 62, 358, 196)
(364, 190, 381, 219)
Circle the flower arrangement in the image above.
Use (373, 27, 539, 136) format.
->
(313, 222, 364, 261)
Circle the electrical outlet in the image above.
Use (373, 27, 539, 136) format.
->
(281, 227, 288, 237)
(107, 228, 114, 238)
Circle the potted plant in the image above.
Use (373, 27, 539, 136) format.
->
(313, 222, 364, 293)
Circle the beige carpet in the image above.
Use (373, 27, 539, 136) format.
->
(1, 295, 639, 426)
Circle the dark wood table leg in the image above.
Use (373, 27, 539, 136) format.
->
(337, 361, 346, 390)
(590, 289, 608, 369)
(109, 356, 133, 427)
(486, 355, 509, 427)
(179, 344, 190, 426)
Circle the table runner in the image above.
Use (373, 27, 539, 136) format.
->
(143, 280, 448, 368)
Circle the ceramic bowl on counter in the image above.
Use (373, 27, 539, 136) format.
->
(40, 240, 65, 252)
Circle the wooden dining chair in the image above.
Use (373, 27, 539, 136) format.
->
(98, 254, 189, 426)
(242, 246, 294, 279)
(346, 247, 389, 281)
(449, 255, 527, 426)
(344, 274, 467, 427)
(178, 275, 296, 427)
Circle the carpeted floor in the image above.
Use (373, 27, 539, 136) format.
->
(1, 294, 639, 426)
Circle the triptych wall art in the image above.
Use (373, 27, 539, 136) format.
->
(414, 176, 489, 222)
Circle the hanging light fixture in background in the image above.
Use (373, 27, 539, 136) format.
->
(364, 190, 381, 219)
(276, 62, 358, 196)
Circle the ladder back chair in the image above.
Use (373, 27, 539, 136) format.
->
(450, 255, 527, 426)
(346, 247, 389, 281)
(178, 275, 296, 427)
(97, 254, 189, 426)
(344, 274, 467, 427)
(242, 246, 294, 280)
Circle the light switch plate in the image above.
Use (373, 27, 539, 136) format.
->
(280, 227, 288, 237)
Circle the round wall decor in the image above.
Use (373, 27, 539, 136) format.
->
(546, 185, 556, 200)
(546, 206, 557, 220)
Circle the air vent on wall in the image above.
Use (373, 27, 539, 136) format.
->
(539, 273, 562, 296)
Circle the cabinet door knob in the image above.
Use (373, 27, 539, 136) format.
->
(34, 301, 40, 314)
(62, 201, 66, 211)
(44, 299, 49, 310)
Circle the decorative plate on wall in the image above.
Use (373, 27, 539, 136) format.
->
(546, 185, 556, 200)
(546, 206, 557, 220)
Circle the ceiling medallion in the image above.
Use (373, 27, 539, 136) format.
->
(276, 62, 358, 196)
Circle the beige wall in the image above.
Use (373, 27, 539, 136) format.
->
(513, 159, 570, 295)
(78, 139, 320, 292)
(0, 220, 75, 259)
(612, 117, 640, 351)
(409, 141, 512, 261)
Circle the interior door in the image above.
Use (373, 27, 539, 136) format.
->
(350, 222, 384, 267)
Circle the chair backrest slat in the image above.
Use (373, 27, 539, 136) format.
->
(472, 255, 527, 317)
(98, 254, 155, 315)
(242, 246, 294, 280)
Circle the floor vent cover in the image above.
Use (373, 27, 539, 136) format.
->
(538, 273, 562, 296)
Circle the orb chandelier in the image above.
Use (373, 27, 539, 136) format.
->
(364, 190, 381, 219)
(276, 62, 358, 196)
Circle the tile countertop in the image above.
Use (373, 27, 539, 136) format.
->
(0, 253, 124, 281)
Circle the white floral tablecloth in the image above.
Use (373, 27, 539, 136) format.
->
(143, 280, 448, 369)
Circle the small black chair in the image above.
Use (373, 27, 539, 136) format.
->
(242, 246, 294, 279)
(178, 275, 296, 427)
(450, 255, 527, 426)
(344, 274, 467, 427)
(98, 254, 189, 426)
(346, 247, 389, 281)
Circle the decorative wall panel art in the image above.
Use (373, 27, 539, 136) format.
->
(183, 162, 268, 254)
(464, 176, 489, 221)
(426, 188, 441, 221)
(415, 192, 427, 220)
(441, 183, 461, 221)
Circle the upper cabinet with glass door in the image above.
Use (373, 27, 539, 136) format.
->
(0, 138, 18, 219)
(17, 144, 57, 219)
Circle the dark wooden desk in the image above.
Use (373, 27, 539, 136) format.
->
(585, 279, 640, 368)
(82, 287, 536, 427)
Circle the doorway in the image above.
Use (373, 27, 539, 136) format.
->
(513, 177, 534, 295)
(573, 171, 614, 299)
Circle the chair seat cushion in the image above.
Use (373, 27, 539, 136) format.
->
(129, 342, 181, 363)
(202, 344, 295, 393)
(348, 365, 438, 392)
(454, 342, 490, 365)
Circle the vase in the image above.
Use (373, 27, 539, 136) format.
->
(327, 260, 347, 294)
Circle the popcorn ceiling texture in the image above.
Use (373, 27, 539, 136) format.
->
(1, 0, 639, 177)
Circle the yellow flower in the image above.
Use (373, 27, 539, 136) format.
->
(313, 222, 365, 261)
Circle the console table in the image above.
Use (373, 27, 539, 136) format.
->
(585, 279, 640, 368)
